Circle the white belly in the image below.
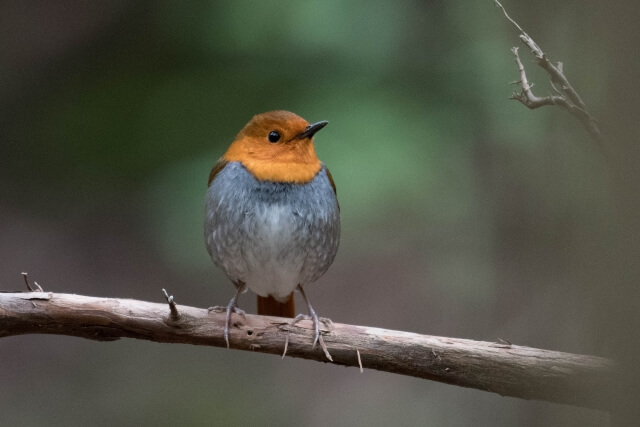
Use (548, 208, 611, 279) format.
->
(239, 204, 306, 301)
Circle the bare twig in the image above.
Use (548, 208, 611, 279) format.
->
(162, 288, 180, 319)
(510, 47, 564, 109)
(0, 291, 614, 410)
(21, 273, 34, 291)
(495, 0, 606, 153)
(494, 0, 542, 56)
(282, 333, 289, 359)
(21, 272, 42, 292)
(356, 349, 363, 373)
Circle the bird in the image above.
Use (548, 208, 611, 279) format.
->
(205, 110, 340, 349)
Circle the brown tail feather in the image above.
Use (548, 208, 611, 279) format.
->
(257, 293, 295, 318)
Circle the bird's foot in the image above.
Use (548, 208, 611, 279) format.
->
(291, 313, 333, 349)
(221, 305, 246, 348)
(209, 282, 248, 348)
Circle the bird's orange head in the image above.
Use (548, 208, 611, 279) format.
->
(221, 110, 328, 184)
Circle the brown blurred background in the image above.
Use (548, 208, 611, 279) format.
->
(1, 1, 638, 425)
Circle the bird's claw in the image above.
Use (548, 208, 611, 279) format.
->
(224, 306, 246, 348)
(228, 306, 246, 318)
(291, 313, 311, 324)
(291, 314, 333, 349)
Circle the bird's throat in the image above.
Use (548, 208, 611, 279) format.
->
(237, 159, 321, 184)
(223, 138, 321, 184)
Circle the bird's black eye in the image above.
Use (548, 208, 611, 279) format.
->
(268, 131, 281, 143)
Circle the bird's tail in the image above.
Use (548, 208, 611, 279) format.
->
(257, 293, 295, 318)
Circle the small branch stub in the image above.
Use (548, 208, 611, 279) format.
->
(162, 288, 180, 319)
(22, 273, 43, 292)
(281, 333, 289, 359)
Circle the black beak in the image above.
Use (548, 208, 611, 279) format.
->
(296, 120, 328, 139)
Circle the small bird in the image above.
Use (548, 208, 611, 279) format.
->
(205, 110, 340, 348)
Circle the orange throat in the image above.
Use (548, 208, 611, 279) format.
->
(223, 139, 321, 184)
(237, 159, 321, 183)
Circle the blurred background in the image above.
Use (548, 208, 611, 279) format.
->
(1, 1, 638, 425)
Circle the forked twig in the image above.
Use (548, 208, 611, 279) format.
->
(495, 0, 606, 154)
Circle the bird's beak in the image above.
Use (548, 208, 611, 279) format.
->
(296, 120, 328, 139)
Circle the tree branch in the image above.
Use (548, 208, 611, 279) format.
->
(495, 0, 606, 154)
(0, 291, 613, 410)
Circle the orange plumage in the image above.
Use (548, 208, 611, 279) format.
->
(222, 110, 322, 184)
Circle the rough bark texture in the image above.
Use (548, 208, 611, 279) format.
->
(0, 292, 613, 410)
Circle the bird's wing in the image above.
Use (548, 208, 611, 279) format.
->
(323, 164, 337, 196)
(208, 158, 229, 186)
(323, 164, 339, 211)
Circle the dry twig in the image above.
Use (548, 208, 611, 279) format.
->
(495, 0, 605, 153)
(21, 272, 42, 292)
(162, 288, 180, 319)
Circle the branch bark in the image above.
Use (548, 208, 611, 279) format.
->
(0, 291, 613, 410)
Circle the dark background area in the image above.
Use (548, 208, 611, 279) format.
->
(1, 1, 638, 425)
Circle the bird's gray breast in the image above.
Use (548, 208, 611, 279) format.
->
(204, 162, 340, 300)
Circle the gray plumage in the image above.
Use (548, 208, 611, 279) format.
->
(205, 161, 340, 302)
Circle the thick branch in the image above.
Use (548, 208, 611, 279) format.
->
(0, 292, 613, 410)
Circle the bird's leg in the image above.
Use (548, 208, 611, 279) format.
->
(292, 285, 332, 348)
(209, 281, 247, 348)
